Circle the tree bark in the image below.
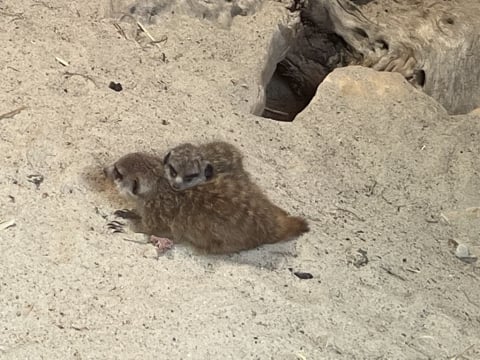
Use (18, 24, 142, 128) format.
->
(305, 0, 480, 114)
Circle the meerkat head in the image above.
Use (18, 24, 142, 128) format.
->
(104, 152, 162, 200)
(163, 143, 214, 191)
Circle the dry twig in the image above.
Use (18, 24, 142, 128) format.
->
(380, 265, 406, 281)
(450, 343, 477, 360)
(0, 219, 16, 230)
(55, 56, 69, 66)
(64, 71, 98, 87)
(113, 22, 127, 40)
(0, 106, 27, 120)
(334, 206, 365, 222)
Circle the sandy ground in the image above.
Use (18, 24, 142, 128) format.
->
(1, 0, 479, 359)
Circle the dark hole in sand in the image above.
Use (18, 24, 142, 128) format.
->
(261, 7, 352, 122)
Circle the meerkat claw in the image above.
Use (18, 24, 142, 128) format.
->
(107, 220, 125, 233)
(113, 209, 140, 219)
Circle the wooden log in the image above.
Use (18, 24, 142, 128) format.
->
(303, 0, 480, 114)
(262, 0, 480, 120)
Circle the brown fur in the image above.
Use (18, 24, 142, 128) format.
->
(104, 152, 309, 254)
(197, 141, 245, 177)
(163, 141, 247, 191)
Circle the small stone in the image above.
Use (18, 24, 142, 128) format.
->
(353, 248, 369, 268)
(455, 244, 470, 258)
(108, 81, 123, 92)
(455, 243, 478, 264)
(294, 272, 313, 279)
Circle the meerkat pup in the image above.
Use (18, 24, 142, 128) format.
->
(103, 152, 174, 239)
(104, 151, 309, 254)
(163, 141, 245, 191)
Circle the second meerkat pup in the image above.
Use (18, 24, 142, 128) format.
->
(163, 141, 246, 191)
(104, 151, 309, 254)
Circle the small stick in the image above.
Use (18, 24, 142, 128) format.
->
(0, 10, 23, 17)
(31, 1, 58, 9)
(136, 20, 158, 45)
(0, 106, 27, 120)
(135, 20, 167, 61)
(64, 71, 98, 87)
(117, 14, 166, 59)
(122, 238, 150, 245)
(0, 219, 16, 230)
(440, 212, 450, 224)
(380, 265, 406, 281)
(151, 35, 168, 44)
(450, 343, 476, 360)
(55, 56, 69, 66)
(113, 22, 127, 40)
(335, 206, 365, 222)
(367, 180, 377, 196)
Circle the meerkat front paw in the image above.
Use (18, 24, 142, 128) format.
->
(107, 219, 126, 234)
(106, 209, 138, 234)
(113, 209, 141, 220)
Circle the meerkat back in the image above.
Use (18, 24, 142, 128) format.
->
(198, 141, 245, 177)
(173, 173, 309, 254)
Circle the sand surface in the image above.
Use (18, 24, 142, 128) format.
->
(1, 1, 479, 359)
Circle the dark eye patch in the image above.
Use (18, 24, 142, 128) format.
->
(169, 165, 177, 178)
(132, 179, 139, 195)
(184, 174, 199, 182)
(204, 164, 213, 179)
(113, 166, 123, 180)
(163, 151, 171, 165)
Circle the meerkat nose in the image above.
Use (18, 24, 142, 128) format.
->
(103, 165, 114, 178)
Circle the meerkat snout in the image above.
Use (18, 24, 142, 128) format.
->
(104, 152, 164, 200)
(103, 165, 112, 178)
(163, 143, 219, 191)
(103, 164, 124, 182)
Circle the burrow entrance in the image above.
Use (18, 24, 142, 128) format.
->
(260, 0, 480, 121)
(260, 4, 354, 121)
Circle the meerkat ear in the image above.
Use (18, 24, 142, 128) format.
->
(204, 162, 214, 179)
(163, 151, 171, 165)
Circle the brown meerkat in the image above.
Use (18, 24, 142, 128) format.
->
(163, 141, 246, 191)
(104, 151, 309, 254)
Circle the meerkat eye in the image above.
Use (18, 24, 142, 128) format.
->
(113, 166, 123, 180)
(131, 179, 139, 195)
(184, 174, 199, 182)
(169, 165, 177, 178)
(204, 164, 213, 179)
(163, 152, 171, 165)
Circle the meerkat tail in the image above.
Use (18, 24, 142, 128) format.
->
(277, 215, 310, 242)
